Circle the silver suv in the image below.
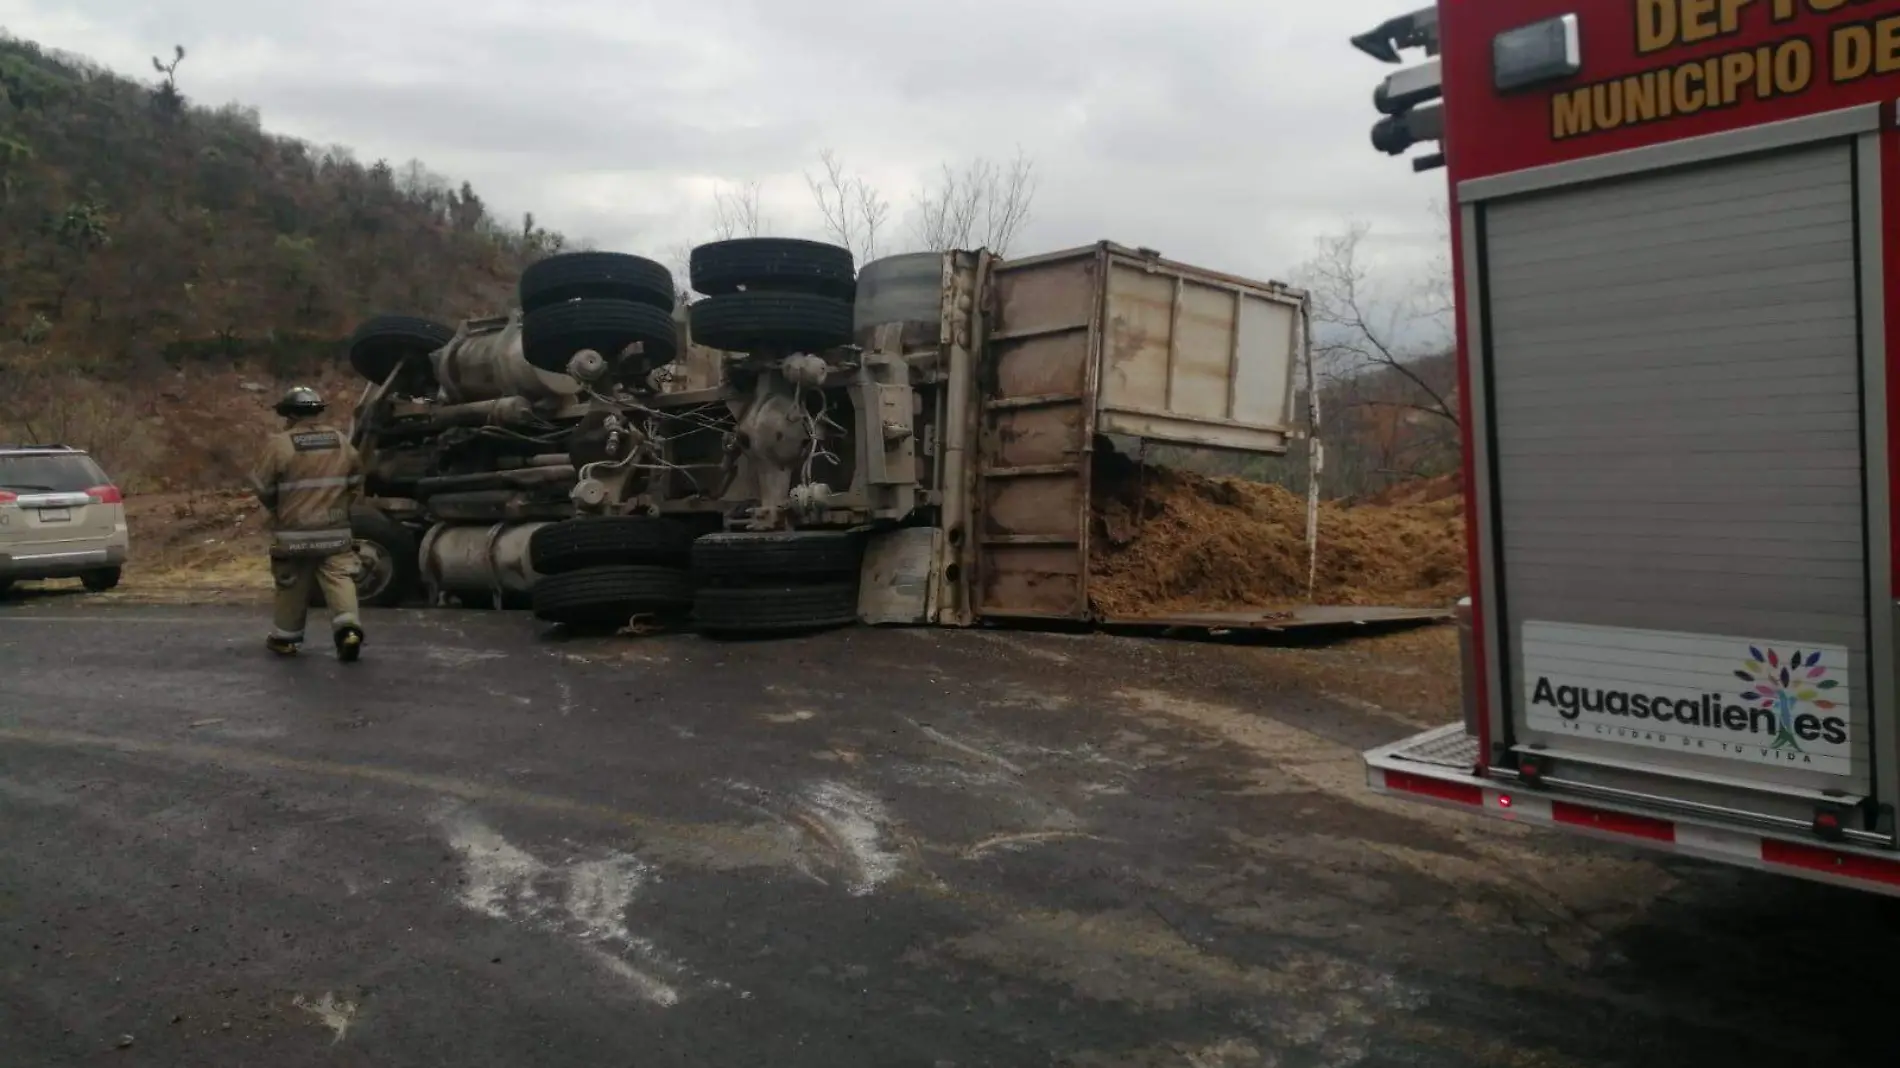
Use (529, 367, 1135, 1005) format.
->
(0, 445, 129, 594)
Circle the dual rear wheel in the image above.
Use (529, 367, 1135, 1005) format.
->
(686, 239, 856, 354)
(525, 517, 865, 637)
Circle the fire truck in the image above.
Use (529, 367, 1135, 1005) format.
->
(1358, 0, 1900, 895)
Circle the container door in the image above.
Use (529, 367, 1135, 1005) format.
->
(1482, 141, 1877, 812)
(972, 250, 1102, 621)
(1092, 254, 1299, 454)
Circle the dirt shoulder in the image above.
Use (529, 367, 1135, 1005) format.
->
(101, 490, 270, 606)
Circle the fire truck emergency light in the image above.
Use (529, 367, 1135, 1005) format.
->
(1371, 103, 1443, 157)
(1349, 6, 1439, 63)
(1374, 57, 1442, 115)
(1493, 14, 1581, 91)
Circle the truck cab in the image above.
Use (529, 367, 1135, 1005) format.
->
(1359, 0, 1900, 894)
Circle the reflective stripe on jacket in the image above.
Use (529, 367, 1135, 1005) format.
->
(248, 419, 363, 558)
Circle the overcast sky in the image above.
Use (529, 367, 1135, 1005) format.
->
(0, 0, 1447, 304)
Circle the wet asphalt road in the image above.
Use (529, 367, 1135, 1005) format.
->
(0, 602, 1897, 1067)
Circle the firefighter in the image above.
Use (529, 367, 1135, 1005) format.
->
(248, 386, 367, 661)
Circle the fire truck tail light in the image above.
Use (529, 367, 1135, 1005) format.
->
(1493, 14, 1582, 92)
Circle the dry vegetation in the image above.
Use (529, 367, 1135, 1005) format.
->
(0, 34, 563, 483)
(0, 33, 580, 594)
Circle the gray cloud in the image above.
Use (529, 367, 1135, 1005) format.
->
(0, 0, 1447, 301)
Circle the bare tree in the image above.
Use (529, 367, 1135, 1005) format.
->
(1296, 218, 1459, 493)
(710, 179, 767, 241)
(805, 149, 888, 262)
(1300, 220, 1456, 427)
(909, 148, 1037, 255)
(149, 44, 185, 116)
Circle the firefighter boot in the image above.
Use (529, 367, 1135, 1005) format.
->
(266, 636, 300, 656)
(334, 624, 364, 663)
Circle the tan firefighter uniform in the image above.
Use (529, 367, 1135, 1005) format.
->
(247, 417, 364, 647)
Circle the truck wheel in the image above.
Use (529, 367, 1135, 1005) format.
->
(854, 252, 946, 332)
(687, 292, 853, 354)
(81, 567, 121, 593)
(522, 298, 679, 373)
(519, 252, 676, 314)
(693, 582, 859, 638)
(690, 238, 856, 300)
(530, 516, 695, 574)
(348, 315, 454, 383)
(343, 504, 420, 607)
(691, 531, 863, 585)
(531, 565, 692, 626)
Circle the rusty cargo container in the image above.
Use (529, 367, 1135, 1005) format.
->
(903, 242, 1309, 625)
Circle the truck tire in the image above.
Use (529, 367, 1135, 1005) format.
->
(532, 565, 692, 626)
(693, 582, 859, 637)
(522, 298, 679, 373)
(519, 252, 676, 313)
(688, 292, 853, 354)
(530, 516, 695, 573)
(854, 252, 946, 333)
(313, 504, 421, 608)
(690, 238, 855, 300)
(691, 530, 863, 585)
(348, 315, 454, 383)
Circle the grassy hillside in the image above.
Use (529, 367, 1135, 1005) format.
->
(0, 35, 567, 487)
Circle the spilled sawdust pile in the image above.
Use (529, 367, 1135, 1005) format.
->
(1089, 454, 1465, 618)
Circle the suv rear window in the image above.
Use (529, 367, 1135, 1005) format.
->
(0, 453, 108, 493)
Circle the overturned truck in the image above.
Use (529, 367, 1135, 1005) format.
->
(337, 238, 1318, 635)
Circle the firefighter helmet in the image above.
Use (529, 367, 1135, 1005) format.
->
(273, 386, 326, 417)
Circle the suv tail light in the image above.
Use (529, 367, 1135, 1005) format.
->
(86, 485, 122, 504)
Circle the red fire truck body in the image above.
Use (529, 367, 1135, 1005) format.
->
(1361, 0, 1900, 895)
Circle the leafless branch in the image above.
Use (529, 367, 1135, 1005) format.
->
(908, 147, 1038, 255)
(854, 178, 889, 263)
(1302, 221, 1457, 427)
(710, 179, 766, 241)
(1343, 398, 1455, 419)
(804, 149, 888, 263)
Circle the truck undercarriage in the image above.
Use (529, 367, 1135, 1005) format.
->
(329, 238, 1330, 639)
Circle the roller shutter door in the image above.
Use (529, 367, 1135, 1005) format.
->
(1484, 141, 1868, 794)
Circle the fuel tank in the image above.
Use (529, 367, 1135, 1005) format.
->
(418, 521, 550, 605)
(433, 315, 581, 403)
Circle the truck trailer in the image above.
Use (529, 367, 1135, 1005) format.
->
(1359, 0, 1900, 895)
(330, 239, 1326, 636)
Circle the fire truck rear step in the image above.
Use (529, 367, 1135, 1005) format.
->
(1377, 723, 1480, 771)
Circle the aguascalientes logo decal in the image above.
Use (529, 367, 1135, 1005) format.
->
(1521, 621, 1854, 775)
(1736, 646, 1840, 755)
